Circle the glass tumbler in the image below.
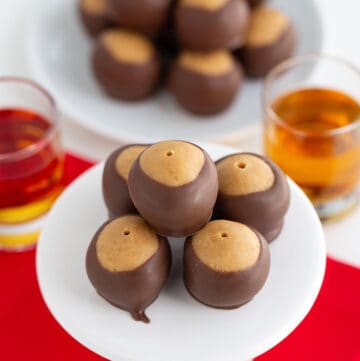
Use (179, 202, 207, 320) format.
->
(263, 55, 360, 220)
(0, 77, 64, 251)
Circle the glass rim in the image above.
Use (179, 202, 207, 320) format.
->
(262, 53, 360, 138)
(0, 77, 59, 162)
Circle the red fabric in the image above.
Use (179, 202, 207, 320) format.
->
(1, 152, 360, 360)
(0, 153, 103, 360)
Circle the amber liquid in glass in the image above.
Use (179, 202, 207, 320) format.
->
(265, 88, 360, 205)
(0, 108, 64, 223)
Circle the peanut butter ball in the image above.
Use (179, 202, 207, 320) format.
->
(92, 29, 161, 100)
(238, 6, 296, 77)
(175, 0, 250, 51)
(128, 140, 219, 237)
(184, 220, 270, 308)
(214, 153, 290, 242)
(86, 215, 171, 323)
(168, 50, 243, 115)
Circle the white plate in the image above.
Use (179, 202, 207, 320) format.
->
(37, 143, 326, 361)
(27, 0, 323, 143)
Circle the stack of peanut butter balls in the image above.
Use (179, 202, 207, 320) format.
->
(86, 140, 290, 323)
(79, 0, 296, 115)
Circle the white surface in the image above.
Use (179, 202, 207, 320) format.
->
(325, 207, 360, 267)
(36, 143, 326, 361)
(26, 0, 322, 143)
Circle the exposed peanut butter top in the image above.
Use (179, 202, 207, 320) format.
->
(115, 145, 147, 181)
(178, 50, 235, 76)
(96, 215, 159, 272)
(180, 0, 229, 11)
(81, 0, 107, 15)
(246, 6, 290, 47)
(192, 220, 260, 272)
(101, 29, 155, 64)
(217, 153, 274, 196)
(139, 140, 205, 186)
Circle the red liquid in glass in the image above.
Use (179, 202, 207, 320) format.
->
(0, 108, 64, 209)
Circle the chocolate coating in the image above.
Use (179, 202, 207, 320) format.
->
(175, 0, 250, 51)
(128, 142, 219, 237)
(238, 22, 296, 77)
(168, 57, 243, 115)
(214, 153, 290, 242)
(156, 28, 179, 84)
(247, 0, 266, 8)
(86, 218, 172, 323)
(106, 0, 172, 35)
(102, 144, 149, 218)
(92, 37, 161, 101)
(184, 227, 270, 308)
(79, 4, 114, 36)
